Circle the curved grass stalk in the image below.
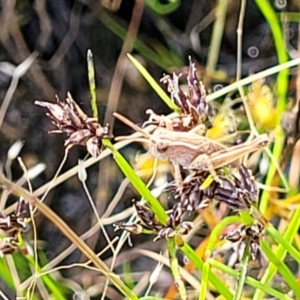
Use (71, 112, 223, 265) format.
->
(254, 0, 289, 112)
(206, 57, 300, 102)
(0, 171, 139, 300)
(144, 0, 180, 15)
(204, 215, 242, 259)
(181, 242, 233, 299)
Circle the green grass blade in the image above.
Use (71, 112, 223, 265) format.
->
(99, 12, 183, 70)
(87, 49, 98, 119)
(145, 0, 180, 14)
(254, 0, 289, 112)
(234, 242, 251, 300)
(127, 54, 181, 113)
(266, 224, 300, 264)
(205, 215, 242, 259)
(180, 242, 233, 299)
(104, 140, 167, 223)
(261, 241, 300, 299)
(198, 261, 210, 300)
(0, 258, 15, 290)
(253, 204, 300, 299)
(206, 0, 228, 78)
(209, 259, 294, 300)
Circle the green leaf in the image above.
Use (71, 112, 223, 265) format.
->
(145, 0, 180, 15)
(180, 242, 233, 299)
(127, 54, 181, 113)
(104, 140, 167, 223)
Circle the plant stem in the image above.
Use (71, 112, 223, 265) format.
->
(0, 171, 139, 300)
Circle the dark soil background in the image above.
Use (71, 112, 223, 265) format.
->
(0, 0, 299, 299)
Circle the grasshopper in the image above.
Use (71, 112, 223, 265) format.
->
(113, 112, 269, 180)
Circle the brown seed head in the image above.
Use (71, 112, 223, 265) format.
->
(159, 57, 211, 131)
(35, 93, 110, 157)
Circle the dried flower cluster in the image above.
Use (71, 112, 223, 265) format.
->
(161, 58, 210, 127)
(35, 92, 110, 157)
(171, 164, 258, 213)
(146, 58, 210, 133)
(0, 199, 27, 256)
(220, 221, 264, 261)
(114, 58, 268, 263)
(114, 200, 193, 242)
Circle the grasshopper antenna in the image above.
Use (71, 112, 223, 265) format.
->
(113, 112, 151, 141)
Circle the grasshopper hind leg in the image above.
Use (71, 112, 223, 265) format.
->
(188, 154, 221, 183)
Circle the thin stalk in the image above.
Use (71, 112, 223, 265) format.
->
(206, 57, 300, 103)
(254, 0, 289, 214)
(234, 241, 251, 300)
(40, 150, 69, 203)
(205, 215, 242, 259)
(206, 0, 228, 80)
(87, 49, 98, 119)
(168, 238, 187, 300)
(210, 259, 294, 300)
(236, 0, 246, 82)
(0, 171, 139, 300)
(180, 242, 233, 299)
(25, 255, 66, 300)
(198, 261, 210, 300)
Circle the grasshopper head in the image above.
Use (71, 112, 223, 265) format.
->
(149, 137, 171, 160)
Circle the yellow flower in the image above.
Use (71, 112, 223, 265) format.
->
(247, 80, 278, 130)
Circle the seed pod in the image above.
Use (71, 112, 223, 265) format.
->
(35, 93, 110, 157)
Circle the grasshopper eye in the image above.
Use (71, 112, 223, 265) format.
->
(255, 134, 270, 147)
(156, 142, 169, 153)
